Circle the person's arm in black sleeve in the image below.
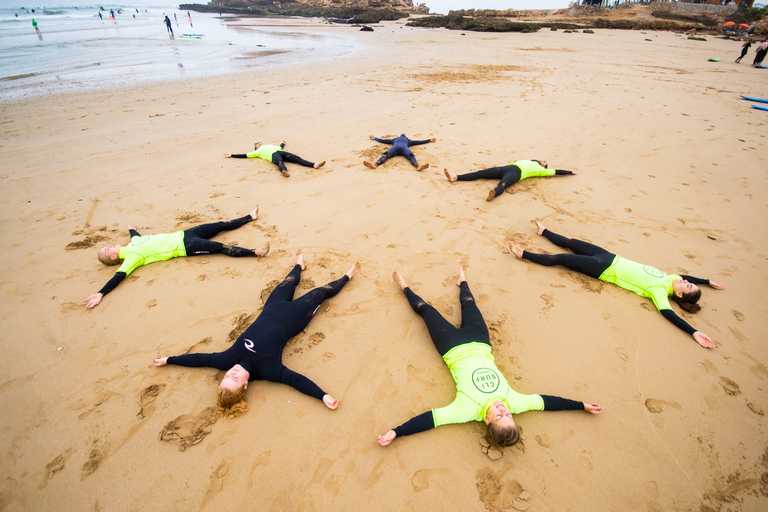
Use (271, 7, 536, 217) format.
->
(407, 138, 433, 146)
(129, 229, 140, 238)
(541, 395, 585, 411)
(660, 309, 697, 335)
(374, 137, 394, 144)
(166, 351, 232, 371)
(277, 366, 326, 401)
(554, 170, 574, 175)
(229, 153, 248, 158)
(98, 272, 126, 296)
(393, 411, 435, 437)
(679, 275, 709, 285)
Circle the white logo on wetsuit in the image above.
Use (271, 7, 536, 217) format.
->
(244, 339, 257, 353)
(643, 266, 665, 278)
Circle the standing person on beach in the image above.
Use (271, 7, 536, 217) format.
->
(225, 141, 325, 177)
(84, 206, 270, 309)
(444, 159, 577, 202)
(31, 18, 42, 38)
(153, 251, 360, 411)
(164, 16, 174, 37)
(509, 219, 725, 348)
(752, 38, 768, 67)
(736, 40, 752, 63)
(377, 265, 602, 449)
(364, 134, 436, 171)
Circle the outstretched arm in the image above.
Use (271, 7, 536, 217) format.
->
(128, 225, 141, 238)
(371, 135, 395, 144)
(407, 138, 436, 146)
(659, 309, 714, 349)
(163, 351, 233, 370)
(225, 153, 249, 158)
(541, 395, 602, 414)
(378, 411, 435, 446)
(269, 365, 336, 407)
(85, 272, 127, 309)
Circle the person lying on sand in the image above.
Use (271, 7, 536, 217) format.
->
(510, 219, 725, 348)
(154, 251, 360, 410)
(363, 134, 436, 171)
(444, 159, 577, 202)
(377, 265, 602, 449)
(225, 141, 325, 177)
(85, 206, 269, 309)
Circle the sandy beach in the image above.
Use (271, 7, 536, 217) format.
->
(1, 16, 767, 511)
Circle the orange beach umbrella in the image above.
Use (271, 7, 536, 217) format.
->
(723, 21, 736, 27)
(739, 23, 750, 29)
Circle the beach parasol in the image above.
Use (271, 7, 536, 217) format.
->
(723, 21, 736, 27)
(739, 23, 750, 29)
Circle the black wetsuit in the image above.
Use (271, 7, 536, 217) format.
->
(393, 282, 583, 438)
(522, 229, 710, 335)
(98, 215, 256, 297)
(166, 264, 350, 400)
(457, 165, 573, 199)
(372, 135, 432, 167)
(736, 42, 752, 63)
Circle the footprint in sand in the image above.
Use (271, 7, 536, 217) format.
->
(137, 384, 165, 419)
(145, 299, 157, 308)
(60, 302, 81, 313)
(81, 444, 104, 479)
(747, 403, 764, 416)
(479, 436, 503, 461)
(719, 377, 741, 396)
(39, 449, 72, 489)
(616, 347, 629, 362)
(200, 458, 233, 509)
(475, 467, 530, 512)
(322, 352, 335, 362)
(644, 398, 682, 414)
(732, 310, 745, 321)
(159, 407, 218, 451)
(534, 428, 574, 449)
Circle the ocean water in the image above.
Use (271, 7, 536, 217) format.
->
(0, 0, 355, 99)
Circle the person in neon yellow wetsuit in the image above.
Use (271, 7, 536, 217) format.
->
(444, 159, 577, 202)
(510, 219, 725, 349)
(84, 206, 270, 309)
(377, 266, 603, 449)
(225, 141, 325, 177)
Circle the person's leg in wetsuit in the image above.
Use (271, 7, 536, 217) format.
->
(183, 206, 269, 257)
(270, 151, 325, 177)
(366, 146, 429, 171)
(451, 165, 522, 202)
(510, 220, 614, 279)
(395, 266, 489, 357)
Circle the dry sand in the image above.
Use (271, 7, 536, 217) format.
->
(1, 17, 767, 512)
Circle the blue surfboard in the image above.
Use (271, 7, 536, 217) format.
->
(741, 95, 768, 103)
(752, 104, 768, 111)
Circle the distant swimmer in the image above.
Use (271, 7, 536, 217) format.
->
(84, 206, 270, 309)
(225, 141, 326, 177)
(31, 18, 42, 38)
(364, 134, 436, 171)
(509, 219, 725, 348)
(444, 159, 577, 202)
(164, 15, 173, 37)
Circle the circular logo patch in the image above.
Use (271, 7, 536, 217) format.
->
(643, 266, 665, 278)
(472, 368, 500, 393)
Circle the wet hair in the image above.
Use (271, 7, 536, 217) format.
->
(216, 385, 246, 409)
(486, 421, 520, 448)
(98, 248, 120, 266)
(671, 288, 701, 313)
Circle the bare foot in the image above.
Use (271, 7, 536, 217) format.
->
(346, 262, 361, 279)
(534, 218, 546, 236)
(254, 242, 270, 257)
(456, 264, 467, 287)
(416, 163, 429, 172)
(486, 189, 495, 202)
(392, 271, 407, 291)
(296, 249, 305, 270)
(364, 161, 377, 169)
(249, 205, 259, 221)
(281, 170, 290, 177)
(444, 168, 457, 182)
(509, 242, 524, 260)
(314, 160, 326, 169)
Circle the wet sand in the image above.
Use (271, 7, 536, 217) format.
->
(1, 18, 767, 512)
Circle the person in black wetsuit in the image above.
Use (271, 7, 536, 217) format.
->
(736, 40, 752, 63)
(364, 134, 436, 171)
(444, 159, 578, 202)
(377, 265, 602, 449)
(153, 251, 361, 409)
(85, 206, 270, 309)
(509, 219, 725, 348)
(163, 15, 173, 37)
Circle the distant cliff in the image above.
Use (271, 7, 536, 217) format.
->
(181, 1, 428, 21)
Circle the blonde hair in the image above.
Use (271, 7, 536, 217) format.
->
(486, 422, 520, 448)
(98, 248, 121, 266)
(216, 385, 246, 409)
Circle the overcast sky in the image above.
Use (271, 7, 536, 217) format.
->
(425, 1, 574, 15)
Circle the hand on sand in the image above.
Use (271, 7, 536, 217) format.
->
(128, 225, 137, 231)
(709, 281, 725, 290)
(323, 394, 339, 410)
(84, 293, 103, 309)
(430, 138, 436, 142)
(584, 403, 603, 414)
(369, 135, 376, 140)
(693, 331, 715, 349)
(224, 153, 232, 158)
(378, 430, 396, 447)
(153, 357, 168, 366)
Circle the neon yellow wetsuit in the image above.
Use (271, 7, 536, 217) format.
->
(599, 256, 679, 312)
(245, 144, 283, 163)
(116, 231, 186, 276)
(510, 160, 557, 180)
